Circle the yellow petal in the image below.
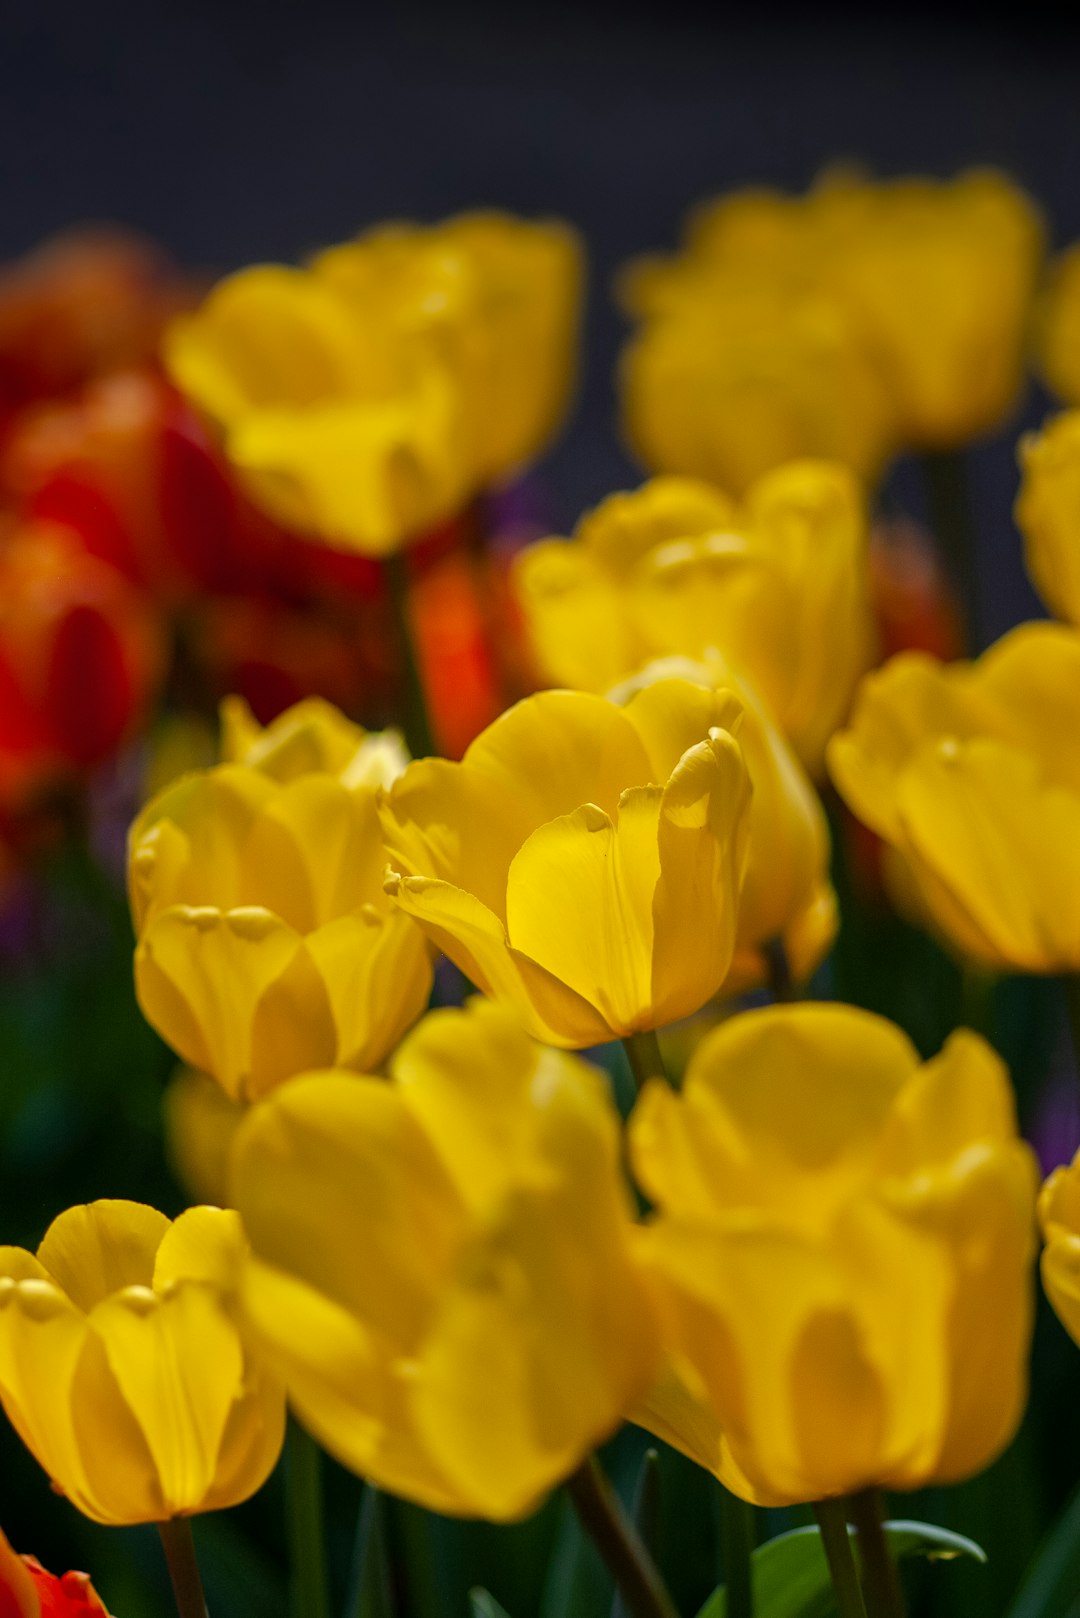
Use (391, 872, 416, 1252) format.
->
(239, 778, 387, 931)
(231, 1074, 466, 1354)
(649, 729, 751, 1024)
(576, 476, 736, 573)
(512, 541, 640, 693)
(87, 1282, 244, 1515)
(163, 1068, 246, 1208)
(973, 620, 1080, 797)
(154, 1207, 248, 1292)
(37, 1202, 171, 1313)
(896, 737, 1080, 970)
(306, 908, 433, 1072)
(462, 690, 654, 830)
(504, 794, 661, 1035)
(385, 873, 612, 1048)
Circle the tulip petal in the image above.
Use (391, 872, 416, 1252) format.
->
(305, 908, 432, 1073)
(462, 690, 654, 828)
(649, 729, 751, 1024)
(87, 1283, 243, 1516)
(135, 906, 336, 1100)
(37, 1202, 171, 1314)
(896, 737, 1080, 970)
(504, 794, 661, 1036)
(974, 620, 1080, 796)
(0, 1529, 38, 1618)
(240, 777, 387, 930)
(385, 873, 612, 1048)
(153, 1207, 248, 1292)
(512, 541, 639, 693)
(129, 766, 274, 931)
(231, 1074, 465, 1353)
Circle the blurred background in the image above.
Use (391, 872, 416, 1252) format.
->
(3, 4, 1080, 1614)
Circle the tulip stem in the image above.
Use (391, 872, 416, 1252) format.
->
(850, 1490, 906, 1618)
(385, 549, 437, 758)
(566, 1455, 680, 1618)
(158, 1518, 209, 1618)
(813, 1500, 867, 1618)
(287, 1419, 331, 1618)
(922, 448, 980, 652)
(765, 938, 795, 1002)
(623, 1030, 669, 1092)
(718, 1485, 755, 1618)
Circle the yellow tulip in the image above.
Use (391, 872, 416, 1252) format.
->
(1034, 243, 1080, 406)
(631, 1003, 1037, 1506)
(1015, 411, 1080, 626)
(1038, 1152, 1080, 1348)
(826, 169, 1044, 448)
(166, 213, 582, 555)
(219, 694, 409, 789)
(0, 1201, 284, 1525)
(610, 659, 835, 991)
(232, 998, 661, 1520)
(163, 1067, 245, 1207)
(514, 462, 873, 775)
(829, 621, 1080, 973)
(380, 680, 751, 1047)
(129, 702, 432, 1100)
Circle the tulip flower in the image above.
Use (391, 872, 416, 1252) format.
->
(1038, 1152, 1080, 1349)
(0, 522, 163, 804)
(166, 213, 582, 556)
(514, 462, 873, 775)
(0, 1526, 111, 1617)
(631, 1003, 1037, 1506)
(610, 659, 835, 992)
(233, 998, 661, 1520)
(828, 620, 1080, 973)
(163, 1067, 245, 1208)
(380, 679, 751, 1047)
(129, 698, 431, 1099)
(0, 1200, 285, 1525)
(1034, 242, 1080, 407)
(1015, 410, 1080, 627)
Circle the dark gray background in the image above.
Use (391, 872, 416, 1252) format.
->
(5, 0, 1080, 636)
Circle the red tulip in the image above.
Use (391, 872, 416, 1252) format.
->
(0, 1528, 110, 1618)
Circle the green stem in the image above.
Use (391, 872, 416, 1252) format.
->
(719, 1486, 755, 1618)
(287, 1419, 331, 1618)
(812, 1500, 867, 1618)
(385, 549, 436, 758)
(849, 1490, 906, 1618)
(764, 938, 795, 1003)
(922, 448, 980, 652)
(622, 1029, 668, 1091)
(566, 1456, 680, 1618)
(158, 1519, 209, 1618)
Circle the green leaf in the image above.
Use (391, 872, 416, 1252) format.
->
(1007, 1478, 1080, 1618)
(695, 1518, 986, 1618)
(612, 1449, 661, 1618)
(469, 1591, 513, 1618)
(346, 1485, 393, 1618)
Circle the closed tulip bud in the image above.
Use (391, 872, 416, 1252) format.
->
(233, 998, 661, 1520)
(1015, 411, 1080, 626)
(0, 1201, 285, 1525)
(514, 462, 872, 775)
(166, 213, 581, 556)
(609, 658, 835, 991)
(827, 169, 1043, 448)
(380, 680, 751, 1047)
(0, 523, 163, 803)
(631, 1004, 1037, 1505)
(829, 621, 1080, 973)
(0, 1526, 111, 1617)
(129, 699, 431, 1099)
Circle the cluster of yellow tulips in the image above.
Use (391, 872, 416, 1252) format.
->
(6, 167, 1080, 1618)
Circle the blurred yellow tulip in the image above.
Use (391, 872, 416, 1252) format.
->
(631, 1003, 1037, 1506)
(219, 694, 409, 789)
(1016, 411, 1080, 626)
(0, 1201, 284, 1525)
(129, 700, 432, 1100)
(618, 168, 1041, 486)
(1039, 1153, 1080, 1349)
(380, 680, 751, 1047)
(233, 999, 661, 1520)
(163, 1067, 245, 1208)
(514, 462, 873, 775)
(1035, 243, 1080, 406)
(166, 213, 582, 555)
(829, 621, 1080, 972)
